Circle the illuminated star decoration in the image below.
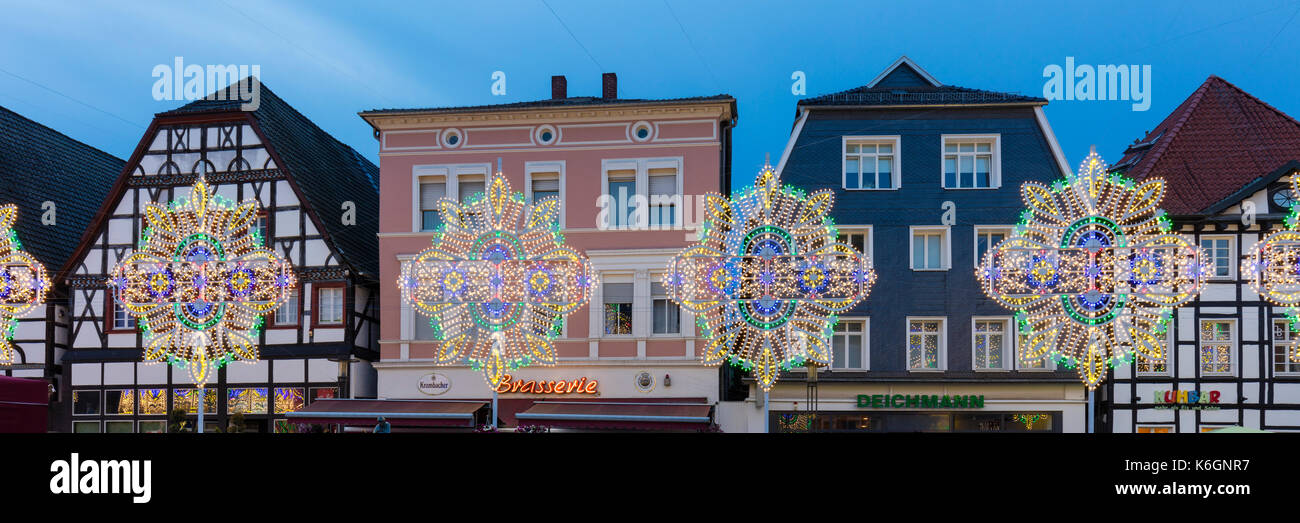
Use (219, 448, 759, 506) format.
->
(399, 171, 596, 388)
(663, 164, 875, 392)
(977, 150, 1209, 389)
(107, 177, 296, 387)
(1243, 174, 1300, 363)
(0, 205, 50, 365)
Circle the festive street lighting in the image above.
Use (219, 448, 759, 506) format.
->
(399, 163, 596, 428)
(1243, 175, 1300, 365)
(663, 163, 874, 430)
(0, 205, 51, 365)
(977, 149, 1209, 391)
(107, 176, 296, 432)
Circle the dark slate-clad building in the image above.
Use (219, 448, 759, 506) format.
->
(1106, 76, 1300, 433)
(752, 57, 1082, 432)
(0, 105, 124, 431)
(60, 80, 380, 433)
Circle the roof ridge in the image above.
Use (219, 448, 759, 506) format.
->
(1209, 75, 1300, 131)
(0, 104, 125, 163)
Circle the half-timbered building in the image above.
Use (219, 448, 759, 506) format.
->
(1106, 76, 1300, 433)
(60, 80, 380, 433)
(0, 105, 124, 431)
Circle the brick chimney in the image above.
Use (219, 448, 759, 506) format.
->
(602, 72, 617, 100)
(551, 75, 567, 100)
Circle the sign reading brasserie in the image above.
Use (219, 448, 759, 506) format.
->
(856, 394, 985, 409)
(417, 373, 451, 396)
(495, 374, 598, 395)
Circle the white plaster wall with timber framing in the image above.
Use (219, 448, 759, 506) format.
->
(1107, 181, 1300, 432)
(60, 119, 379, 432)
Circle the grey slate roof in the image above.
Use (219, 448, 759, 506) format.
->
(360, 94, 734, 117)
(800, 84, 1044, 107)
(0, 105, 124, 275)
(159, 81, 380, 278)
(800, 60, 1043, 107)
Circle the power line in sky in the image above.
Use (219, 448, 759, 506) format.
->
(662, 0, 722, 92)
(0, 66, 146, 130)
(540, 0, 605, 72)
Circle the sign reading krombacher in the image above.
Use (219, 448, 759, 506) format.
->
(856, 394, 985, 409)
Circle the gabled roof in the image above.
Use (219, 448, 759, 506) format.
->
(155, 80, 380, 277)
(800, 56, 1044, 108)
(1112, 76, 1300, 215)
(0, 105, 124, 275)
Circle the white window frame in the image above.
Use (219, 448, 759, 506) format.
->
(973, 225, 1014, 268)
(599, 157, 684, 230)
(410, 163, 491, 232)
(836, 225, 873, 260)
(941, 134, 1002, 190)
(906, 316, 947, 371)
(830, 317, 870, 370)
(317, 287, 344, 325)
(1135, 327, 1173, 376)
(650, 274, 681, 337)
(600, 277, 635, 338)
(1199, 235, 1236, 280)
(525, 161, 566, 230)
(409, 309, 437, 342)
(274, 286, 299, 326)
(455, 166, 489, 204)
(841, 136, 901, 191)
(1272, 319, 1300, 376)
(1199, 319, 1235, 376)
(971, 316, 1011, 371)
(1014, 326, 1057, 371)
(909, 225, 951, 271)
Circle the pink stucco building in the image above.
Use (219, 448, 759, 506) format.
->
(358, 74, 736, 430)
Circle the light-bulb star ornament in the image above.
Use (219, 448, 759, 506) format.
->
(0, 205, 50, 365)
(399, 170, 596, 388)
(664, 164, 875, 392)
(977, 149, 1209, 389)
(106, 177, 296, 387)
(1243, 173, 1300, 363)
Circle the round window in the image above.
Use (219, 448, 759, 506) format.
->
(630, 121, 653, 142)
(535, 125, 558, 145)
(442, 128, 463, 148)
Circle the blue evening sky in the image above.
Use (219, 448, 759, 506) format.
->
(1, 0, 1297, 190)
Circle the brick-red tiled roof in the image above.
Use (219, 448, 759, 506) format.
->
(1112, 76, 1300, 215)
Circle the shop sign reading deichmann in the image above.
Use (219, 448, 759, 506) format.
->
(856, 394, 985, 409)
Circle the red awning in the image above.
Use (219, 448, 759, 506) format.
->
(284, 399, 486, 428)
(0, 376, 49, 433)
(515, 400, 714, 431)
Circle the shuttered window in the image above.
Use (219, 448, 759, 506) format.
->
(419, 180, 445, 231)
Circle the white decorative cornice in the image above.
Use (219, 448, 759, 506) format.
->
(364, 102, 733, 130)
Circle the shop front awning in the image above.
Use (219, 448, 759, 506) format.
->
(285, 399, 486, 428)
(0, 376, 49, 433)
(514, 400, 714, 431)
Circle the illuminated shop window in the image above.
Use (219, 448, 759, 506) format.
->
(274, 387, 305, 414)
(227, 387, 268, 415)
